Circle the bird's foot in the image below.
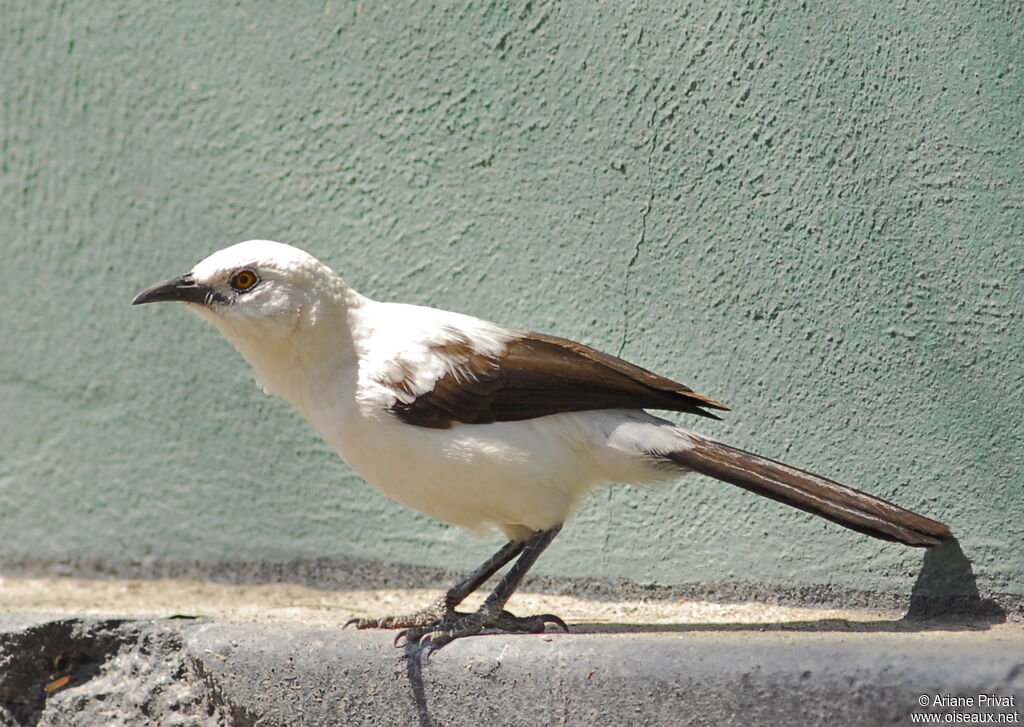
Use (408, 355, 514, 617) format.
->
(396, 605, 568, 654)
(343, 599, 451, 630)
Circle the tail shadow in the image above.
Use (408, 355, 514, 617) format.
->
(902, 537, 1005, 625)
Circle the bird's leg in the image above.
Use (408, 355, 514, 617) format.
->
(344, 538, 526, 630)
(399, 525, 567, 652)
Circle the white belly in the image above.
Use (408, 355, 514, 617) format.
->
(301, 401, 685, 536)
(331, 413, 596, 532)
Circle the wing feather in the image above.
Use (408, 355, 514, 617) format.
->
(388, 331, 728, 429)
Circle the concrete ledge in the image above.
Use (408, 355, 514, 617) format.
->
(1, 577, 1022, 726)
(2, 615, 1023, 726)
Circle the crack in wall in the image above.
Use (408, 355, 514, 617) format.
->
(616, 112, 659, 360)
(605, 19, 663, 569)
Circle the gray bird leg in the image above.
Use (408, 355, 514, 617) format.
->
(397, 525, 568, 652)
(345, 538, 527, 630)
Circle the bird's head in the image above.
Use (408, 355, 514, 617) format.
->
(133, 240, 358, 369)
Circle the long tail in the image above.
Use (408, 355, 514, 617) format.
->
(667, 436, 952, 547)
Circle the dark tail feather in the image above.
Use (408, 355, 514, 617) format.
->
(668, 437, 952, 547)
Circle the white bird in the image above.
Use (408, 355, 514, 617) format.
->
(133, 239, 951, 650)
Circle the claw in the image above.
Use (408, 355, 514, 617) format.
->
(418, 630, 451, 655)
(417, 631, 439, 648)
(343, 618, 360, 630)
(394, 629, 410, 647)
(539, 613, 569, 633)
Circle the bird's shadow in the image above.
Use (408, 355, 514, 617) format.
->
(568, 538, 1006, 635)
(396, 538, 1004, 726)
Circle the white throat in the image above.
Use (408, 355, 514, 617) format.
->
(191, 275, 364, 411)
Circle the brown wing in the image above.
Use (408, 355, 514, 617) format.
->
(391, 331, 729, 429)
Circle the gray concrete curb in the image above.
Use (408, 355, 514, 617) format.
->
(2, 614, 1022, 726)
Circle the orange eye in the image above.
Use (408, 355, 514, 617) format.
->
(230, 269, 259, 292)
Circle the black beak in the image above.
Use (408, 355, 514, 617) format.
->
(132, 274, 224, 306)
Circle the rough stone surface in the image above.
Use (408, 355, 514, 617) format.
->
(0, 618, 230, 727)
(1, 2, 1021, 603)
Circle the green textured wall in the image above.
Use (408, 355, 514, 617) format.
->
(2, 2, 1021, 601)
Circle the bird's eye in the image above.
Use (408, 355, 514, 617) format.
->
(230, 269, 259, 292)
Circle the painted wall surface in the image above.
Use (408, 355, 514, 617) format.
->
(1, 2, 1021, 600)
